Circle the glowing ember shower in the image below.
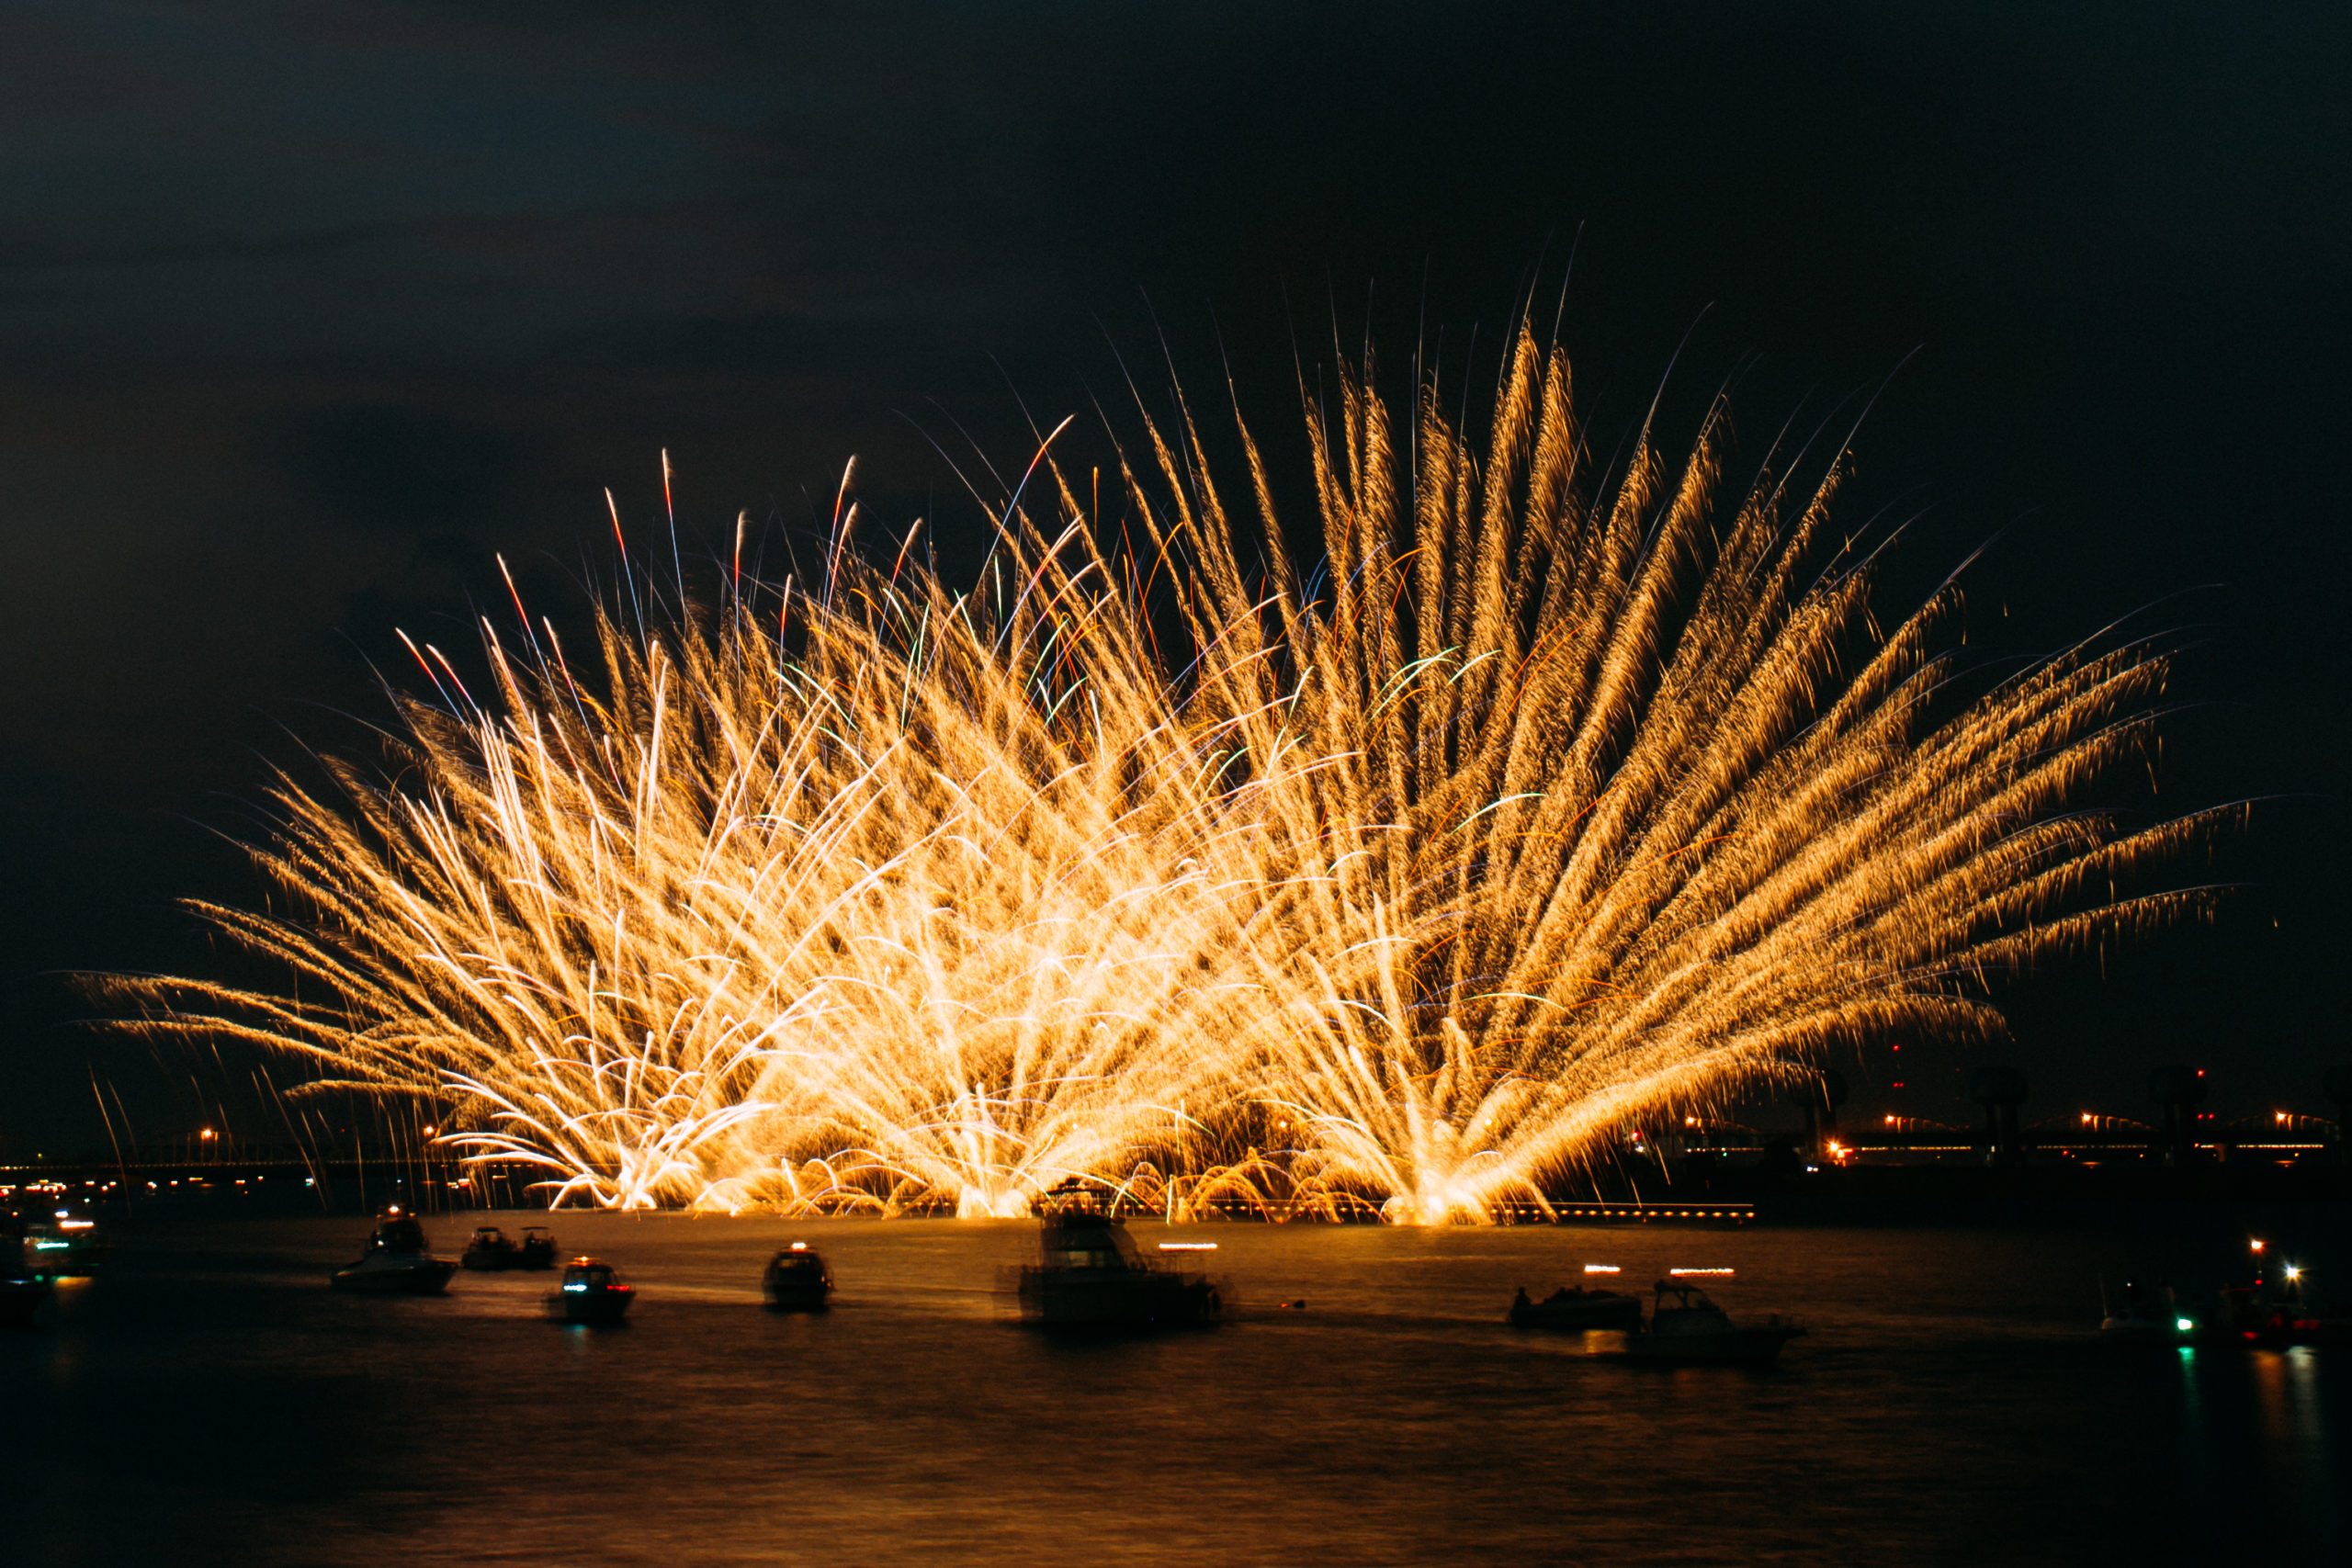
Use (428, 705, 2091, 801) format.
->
(107, 321, 2227, 1220)
(1138, 327, 2231, 1221)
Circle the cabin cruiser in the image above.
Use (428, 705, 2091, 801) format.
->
(1508, 1282, 1643, 1332)
(547, 1258, 633, 1325)
(1623, 1280, 1804, 1364)
(1016, 1199, 1219, 1330)
(515, 1226, 559, 1270)
(763, 1242, 833, 1312)
(460, 1225, 520, 1270)
(329, 1209, 458, 1295)
(2099, 1278, 2192, 1344)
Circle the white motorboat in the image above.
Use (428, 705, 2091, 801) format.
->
(330, 1210, 458, 1295)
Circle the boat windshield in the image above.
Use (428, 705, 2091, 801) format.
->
(1651, 1282, 1731, 1322)
(1042, 1217, 1141, 1270)
(373, 1217, 427, 1251)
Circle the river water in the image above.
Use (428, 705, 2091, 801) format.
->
(5, 1209, 2346, 1565)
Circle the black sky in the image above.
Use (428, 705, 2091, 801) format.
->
(3, 0, 2346, 1150)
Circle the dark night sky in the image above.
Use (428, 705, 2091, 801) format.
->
(2, 1, 2346, 1151)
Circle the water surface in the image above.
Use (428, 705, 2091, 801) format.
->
(6, 1211, 2345, 1565)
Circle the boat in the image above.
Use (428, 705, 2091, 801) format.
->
(546, 1257, 633, 1325)
(329, 1210, 458, 1295)
(1623, 1280, 1804, 1364)
(2210, 1259, 2352, 1348)
(515, 1226, 559, 1270)
(763, 1242, 833, 1312)
(460, 1225, 521, 1271)
(16, 1210, 103, 1276)
(1015, 1199, 1219, 1330)
(1508, 1282, 1643, 1332)
(2098, 1278, 2192, 1344)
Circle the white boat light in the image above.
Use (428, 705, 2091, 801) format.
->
(1583, 1264, 1621, 1274)
(1668, 1268, 1735, 1277)
(1157, 1243, 1217, 1251)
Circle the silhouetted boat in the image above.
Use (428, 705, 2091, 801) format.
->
(2098, 1278, 2190, 1344)
(460, 1225, 520, 1271)
(2209, 1258, 2352, 1348)
(763, 1243, 833, 1312)
(1508, 1282, 1643, 1332)
(1624, 1280, 1803, 1364)
(515, 1226, 558, 1270)
(1016, 1200, 1218, 1330)
(330, 1210, 458, 1295)
(16, 1210, 103, 1275)
(547, 1257, 633, 1325)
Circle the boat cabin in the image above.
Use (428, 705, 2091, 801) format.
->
(562, 1259, 624, 1292)
(1039, 1210, 1144, 1272)
(371, 1213, 428, 1252)
(1650, 1280, 1736, 1334)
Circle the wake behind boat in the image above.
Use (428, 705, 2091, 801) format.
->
(330, 1210, 458, 1295)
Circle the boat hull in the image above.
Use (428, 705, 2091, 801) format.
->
(546, 1289, 632, 1325)
(763, 1283, 831, 1313)
(1510, 1292, 1643, 1332)
(330, 1258, 458, 1295)
(1625, 1326, 1803, 1364)
(1017, 1268, 1219, 1330)
(2098, 1314, 2180, 1345)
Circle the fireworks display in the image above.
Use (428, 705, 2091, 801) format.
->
(108, 327, 2227, 1220)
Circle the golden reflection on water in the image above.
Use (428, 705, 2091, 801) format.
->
(4, 1214, 2347, 1565)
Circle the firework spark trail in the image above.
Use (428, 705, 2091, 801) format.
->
(106, 323, 2226, 1220)
(107, 513, 1324, 1212)
(1113, 326, 2232, 1221)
